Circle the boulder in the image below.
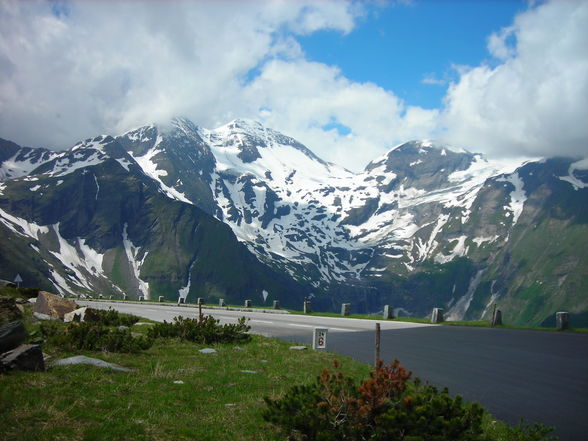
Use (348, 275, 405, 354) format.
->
(0, 321, 27, 353)
(0, 296, 23, 325)
(33, 291, 77, 320)
(0, 344, 45, 371)
(63, 307, 101, 323)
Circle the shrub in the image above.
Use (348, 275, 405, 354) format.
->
(40, 321, 152, 353)
(90, 307, 140, 326)
(147, 315, 251, 344)
(263, 359, 485, 441)
(484, 419, 557, 441)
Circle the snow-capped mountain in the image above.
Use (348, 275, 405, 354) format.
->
(1, 117, 587, 326)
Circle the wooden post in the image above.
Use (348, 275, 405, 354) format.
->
(199, 302, 203, 321)
(375, 323, 381, 367)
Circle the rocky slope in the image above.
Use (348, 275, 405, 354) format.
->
(1, 118, 586, 325)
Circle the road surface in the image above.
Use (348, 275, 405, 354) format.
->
(81, 300, 588, 441)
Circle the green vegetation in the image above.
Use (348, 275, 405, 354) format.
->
(147, 315, 251, 344)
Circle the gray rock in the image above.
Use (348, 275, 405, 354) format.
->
(1, 344, 45, 371)
(63, 307, 100, 323)
(0, 296, 23, 325)
(118, 326, 130, 331)
(240, 370, 257, 374)
(173, 380, 184, 384)
(289, 346, 307, 351)
(27, 297, 37, 304)
(33, 312, 58, 321)
(51, 355, 132, 372)
(0, 321, 27, 353)
(198, 348, 217, 354)
(33, 291, 77, 319)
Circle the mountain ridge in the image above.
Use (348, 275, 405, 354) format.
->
(1, 117, 586, 326)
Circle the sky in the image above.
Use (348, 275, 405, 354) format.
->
(0, 0, 587, 172)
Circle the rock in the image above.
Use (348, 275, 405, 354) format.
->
(0, 296, 23, 325)
(27, 297, 37, 304)
(173, 380, 184, 384)
(33, 291, 78, 320)
(0, 321, 27, 353)
(198, 348, 217, 354)
(118, 326, 130, 331)
(33, 312, 58, 321)
(0, 344, 45, 371)
(51, 355, 132, 372)
(63, 307, 100, 323)
(14, 298, 27, 305)
(225, 403, 237, 408)
(289, 346, 307, 351)
(240, 370, 257, 374)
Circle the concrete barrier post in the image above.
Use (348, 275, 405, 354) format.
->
(341, 303, 350, 317)
(98, 294, 103, 299)
(556, 312, 569, 331)
(197, 297, 204, 305)
(304, 300, 311, 314)
(219, 298, 225, 307)
(158, 296, 164, 303)
(431, 308, 444, 324)
(491, 309, 503, 326)
(383, 305, 394, 319)
(244, 299, 252, 308)
(139, 296, 144, 302)
(178, 297, 185, 304)
(123, 294, 128, 300)
(109, 295, 113, 300)
(273, 300, 280, 309)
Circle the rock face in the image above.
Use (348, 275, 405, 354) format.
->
(0, 344, 45, 372)
(33, 292, 77, 319)
(0, 297, 23, 325)
(0, 320, 27, 353)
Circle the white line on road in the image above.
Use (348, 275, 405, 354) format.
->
(251, 320, 274, 324)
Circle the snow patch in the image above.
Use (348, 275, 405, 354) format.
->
(559, 158, 588, 190)
(122, 223, 150, 299)
(497, 172, 526, 225)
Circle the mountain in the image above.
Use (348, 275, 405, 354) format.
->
(1, 118, 586, 325)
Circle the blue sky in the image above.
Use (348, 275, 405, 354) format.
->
(300, 1, 527, 110)
(0, 0, 586, 171)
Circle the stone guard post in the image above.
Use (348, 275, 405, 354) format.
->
(341, 303, 350, 317)
(556, 312, 569, 331)
(313, 328, 328, 350)
(383, 305, 393, 319)
(431, 308, 444, 324)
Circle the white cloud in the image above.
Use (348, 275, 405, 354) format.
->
(440, 0, 588, 159)
(0, 0, 586, 173)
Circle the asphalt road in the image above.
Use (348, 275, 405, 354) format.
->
(81, 300, 588, 441)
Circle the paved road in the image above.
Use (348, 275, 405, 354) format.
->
(81, 301, 588, 441)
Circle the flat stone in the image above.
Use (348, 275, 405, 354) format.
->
(33, 312, 58, 321)
(260, 360, 268, 363)
(1, 344, 45, 372)
(173, 380, 184, 384)
(0, 321, 27, 353)
(51, 355, 132, 372)
(198, 348, 217, 354)
(225, 403, 237, 408)
(289, 346, 307, 351)
(27, 297, 37, 304)
(233, 346, 244, 351)
(33, 291, 78, 319)
(240, 370, 257, 374)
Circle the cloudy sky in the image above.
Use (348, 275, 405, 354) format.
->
(0, 0, 587, 171)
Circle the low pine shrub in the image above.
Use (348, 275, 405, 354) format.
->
(148, 315, 251, 344)
(40, 321, 152, 353)
(263, 359, 485, 441)
(91, 307, 140, 326)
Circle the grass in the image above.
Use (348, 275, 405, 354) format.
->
(1, 318, 370, 441)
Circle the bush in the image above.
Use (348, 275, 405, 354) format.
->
(147, 315, 251, 344)
(90, 308, 140, 326)
(40, 321, 152, 353)
(484, 419, 557, 441)
(263, 359, 485, 441)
